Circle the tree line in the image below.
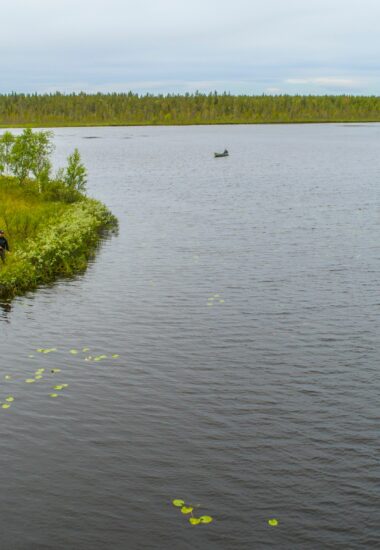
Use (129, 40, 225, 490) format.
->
(0, 93, 379, 126)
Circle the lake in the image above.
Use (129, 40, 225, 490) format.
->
(1, 124, 379, 549)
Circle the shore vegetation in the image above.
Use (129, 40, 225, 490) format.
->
(0, 130, 116, 298)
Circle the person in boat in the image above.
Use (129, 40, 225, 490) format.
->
(0, 230, 10, 264)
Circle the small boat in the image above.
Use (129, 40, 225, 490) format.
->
(214, 149, 229, 158)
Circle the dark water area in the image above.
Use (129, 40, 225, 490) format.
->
(1, 124, 380, 549)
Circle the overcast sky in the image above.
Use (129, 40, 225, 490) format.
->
(1, 0, 379, 95)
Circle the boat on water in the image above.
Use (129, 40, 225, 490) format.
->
(214, 149, 229, 158)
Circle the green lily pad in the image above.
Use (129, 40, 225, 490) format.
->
(199, 516, 213, 524)
(2, 404, 10, 409)
(51, 369, 61, 374)
(181, 506, 193, 514)
(189, 518, 201, 525)
(172, 499, 185, 507)
(82, 348, 90, 352)
(268, 519, 279, 527)
(112, 354, 120, 358)
(54, 385, 65, 390)
(35, 375, 43, 380)
(49, 393, 59, 398)
(70, 349, 78, 355)
(5, 396, 14, 402)
(25, 378, 35, 383)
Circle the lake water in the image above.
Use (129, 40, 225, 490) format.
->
(1, 124, 379, 549)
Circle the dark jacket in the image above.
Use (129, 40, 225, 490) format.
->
(0, 236, 10, 251)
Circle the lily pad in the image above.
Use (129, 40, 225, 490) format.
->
(51, 369, 61, 374)
(4, 375, 11, 380)
(5, 397, 14, 402)
(181, 506, 193, 514)
(189, 518, 201, 525)
(172, 499, 185, 507)
(268, 519, 279, 527)
(70, 349, 78, 355)
(25, 378, 35, 384)
(2, 404, 10, 409)
(49, 393, 59, 398)
(112, 354, 120, 358)
(199, 516, 213, 524)
(82, 348, 90, 352)
(35, 375, 43, 380)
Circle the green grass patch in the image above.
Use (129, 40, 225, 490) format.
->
(0, 177, 117, 298)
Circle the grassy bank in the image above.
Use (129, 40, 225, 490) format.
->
(1, 93, 380, 126)
(0, 177, 116, 298)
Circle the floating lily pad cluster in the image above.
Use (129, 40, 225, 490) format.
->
(1, 346, 121, 411)
(172, 499, 213, 526)
(172, 499, 279, 528)
(207, 293, 225, 306)
(1, 396, 14, 409)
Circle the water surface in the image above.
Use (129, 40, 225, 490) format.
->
(1, 124, 379, 549)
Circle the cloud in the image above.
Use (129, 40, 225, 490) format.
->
(286, 77, 361, 87)
(1, 1, 380, 94)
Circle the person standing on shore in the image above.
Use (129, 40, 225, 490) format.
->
(0, 230, 10, 264)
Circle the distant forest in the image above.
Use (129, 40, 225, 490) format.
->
(0, 93, 380, 126)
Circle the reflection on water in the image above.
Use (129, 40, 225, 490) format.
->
(1, 124, 380, 549)
(0, 300, 12, 322)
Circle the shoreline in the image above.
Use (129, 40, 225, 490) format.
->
(1, 120, 380, 129)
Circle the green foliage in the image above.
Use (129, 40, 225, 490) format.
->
(64, 148, 87, 193)
(0, 129, 88, 201)
(6, 128, 53, 185)
(9, 128, 49, 184)
(0, 131, 15, 174)
(0, 92, 380, 126)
